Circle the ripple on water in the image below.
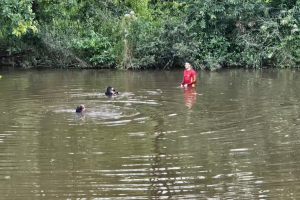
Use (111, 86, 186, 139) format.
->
(50, 94, 161, 127)
(2, 69, 300, 199)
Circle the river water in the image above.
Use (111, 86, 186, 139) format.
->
(0, 68, 300, 199)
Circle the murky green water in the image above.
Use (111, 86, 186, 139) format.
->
(1, 68, 300, 199)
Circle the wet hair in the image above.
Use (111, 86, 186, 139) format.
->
(185, 60, 192, 65)
(76, 104, 85, 113)
(105, 86, 118, 95)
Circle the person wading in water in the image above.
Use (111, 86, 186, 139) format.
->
(181, 61, 197, 88)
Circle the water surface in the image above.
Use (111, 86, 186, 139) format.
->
(0, 68, 300, 199)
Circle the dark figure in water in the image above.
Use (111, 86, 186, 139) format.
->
(76, 104, 86, 113)
(105, 86, 118, 96)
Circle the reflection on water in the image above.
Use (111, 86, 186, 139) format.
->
(183, 87, 197, 108)
(1, 68, 300, 199)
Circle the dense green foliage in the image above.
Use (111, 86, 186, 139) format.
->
(0, 0, 300, 69)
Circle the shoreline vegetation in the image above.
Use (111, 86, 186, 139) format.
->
(0, 0, 299, 70)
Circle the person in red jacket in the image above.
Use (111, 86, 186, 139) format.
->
(181, 61, 196, 87)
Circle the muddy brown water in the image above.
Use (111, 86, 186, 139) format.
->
(0, 68, 300, 199)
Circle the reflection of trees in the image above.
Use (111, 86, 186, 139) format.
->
(3, 69, 300, 198)
(145, 69, 300, 199)
(149, 120, 176, 199)
(196, 69, 300, 198)
(148, 112, 194, 199)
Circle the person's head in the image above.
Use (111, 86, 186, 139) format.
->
(105, 86, 118, 95)
(184, 61, 192, 70)
(76, 104, 86, 113)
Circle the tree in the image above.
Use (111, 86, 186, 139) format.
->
(0, 0, 38, 37)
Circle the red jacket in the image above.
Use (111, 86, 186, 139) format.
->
(181, 69, 196, 87)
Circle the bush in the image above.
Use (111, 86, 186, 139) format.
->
(69, 31, 115, 67)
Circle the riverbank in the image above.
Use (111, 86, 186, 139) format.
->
(0, 48, 26, 68)
(0, 48, 268, 70)
(0, 47, 95, 69)
(0, 54, 277, 70)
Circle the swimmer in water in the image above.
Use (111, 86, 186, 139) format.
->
(76, 104, 86, 113)
(105, 86, 118, 96)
